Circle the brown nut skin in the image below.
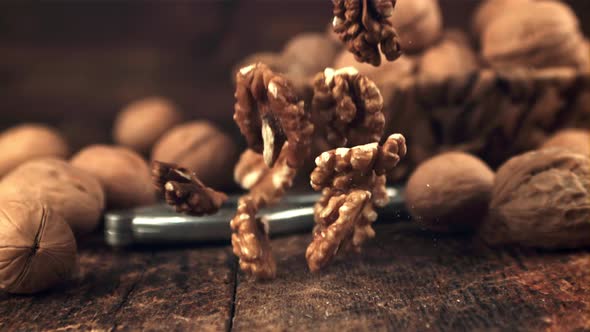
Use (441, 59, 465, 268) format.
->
(0, 192, 78, 294)
(113, 97, 182, 155)
(1, 158, 105, 236)
(480, 148, 590, 248)
(481, 1, 590, 70)
(405, 152, 494, 232)
(541, 128, 590, 156)
(71, 145, 155, 209)
(0, 124, 69, 178)
(151, 121, 238, 190)
(391, 0, 443, 54)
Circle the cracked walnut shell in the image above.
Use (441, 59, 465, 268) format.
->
(0, 193, 78, 294)
(234, 62, 313, 169)
(1, 158, 105, 236)
(152, 161, 227, 216)
(480, 148, 590, 249)
(312, 67, 385, 148)
(332, 0, 402, 66)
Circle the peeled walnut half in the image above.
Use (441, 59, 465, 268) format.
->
(312, 67, 385, 148)
(332, 0, 402, 66)
(0, 192, 78, 294)
(234, 63, 314, 168)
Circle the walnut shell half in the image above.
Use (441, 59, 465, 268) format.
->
(481, 148, 590, 248)
(0, 193, 78, 294)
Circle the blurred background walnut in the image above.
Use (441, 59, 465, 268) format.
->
(481, 148, 590, 248)
(405, 152, 494, 232)
(391, 0, 443, 54)
(71, 145, 155, 209)
(480, 0, 590, 70)
(0, 158, 105, 236)
(0, 124, 69, 178)
(151, 121, 238, 190)
(113, 97, 183, 155)
(471, 0, 530, 39)
(0, 192, 78, 294)
(541, 128, 590, 156)
(418, 30, 479, 81)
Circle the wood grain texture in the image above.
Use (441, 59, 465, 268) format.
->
(0, 238, 235, 332)
(232, 223, 590, 331)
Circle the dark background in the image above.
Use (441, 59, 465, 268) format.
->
(1, 0, 589, 150)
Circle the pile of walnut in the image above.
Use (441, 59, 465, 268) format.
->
(404, 128, 590, 250)
(0, 97, 239, 294)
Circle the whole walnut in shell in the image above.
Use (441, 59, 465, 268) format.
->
(541, 128, 590, 156)
(0, 124, 69, 177)
(113, 97, 182, 154)
(481, 148, 590, 248)
(481, 1, 590, 70)
(0, 192, 78, 294)
(472, 0, 530, 39)
(333, 50, 416, 84)
(71, 145, 155, 209)
(405, 152, 494, 232)
(419, 30, 479, 82)
(391, 0, 443, 54)
(1, 158, 105, 236)
(151, 121, 238, 190)
(282, 32, 341, 79)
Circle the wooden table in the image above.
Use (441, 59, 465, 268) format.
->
(1, 220, 589, 331)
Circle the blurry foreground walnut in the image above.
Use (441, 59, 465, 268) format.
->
(312, 67, 385, 148)
(152, 161, 227, 216)
(481, 149, 590, 248)
(151, 121, 238, 190)
(541, 128, 590, 156)
(0, 124, 69, 177)
(391, 0, 443, 53)
(1, 158, 105, 236)
(332, 0, 402, 66)
(113, 97, 182, 155)
(306, 133, 406, 272)
(0, 192, 78, 294)
(71, 145, 155, 209)
(234, 63, 313, 168)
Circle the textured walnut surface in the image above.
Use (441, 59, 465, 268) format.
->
(312, 67, 385, 149)
(234, 62, 313, 169)
(481, 148, 590, 249)
(332, 0, 402, 66)
(151, 161, 227, 216)
(306, 133, 406, 271)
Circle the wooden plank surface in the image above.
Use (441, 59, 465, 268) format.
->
(2, 222, 590, 331)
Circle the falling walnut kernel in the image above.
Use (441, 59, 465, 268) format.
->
(234, 62, 314, 168)
(230, 147, 297, 279)
(332, 0, 402, 66)
(306, 133, 406, 272)
(312, 67, 386, 148)
(152, 161, 227, 216)
(230, 196, 276, 279)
